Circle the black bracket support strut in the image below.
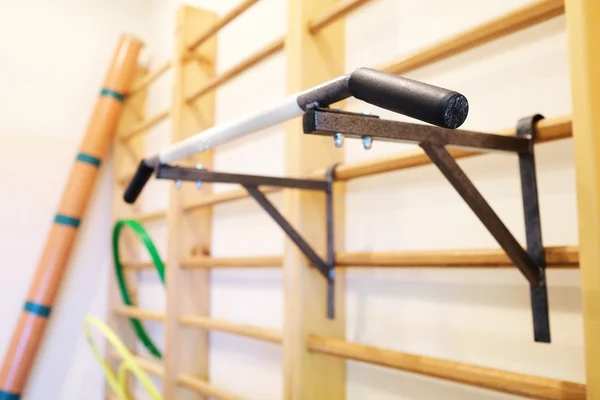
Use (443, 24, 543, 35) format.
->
(516, 114, 550, 343)
(303, 107, 551, 342)
(156, 164, 338, 318)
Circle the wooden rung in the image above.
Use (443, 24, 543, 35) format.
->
(181, 255, 282, 268)
(308, 0, 374, 33)
(184, 186, 280, 213)
(136, 209, 168, 223)
(115, 305, 165, 322)
(120, 108, 170, 142)
(187, 0, 262, 51)
(129, 60, 172, 96)
(127, 0, 262, 96)
(381, 0, 565, 75)
(337, 245, 579, 268)
(115, 306, 282, 344)
(122, 260, 159, 270)
(307, 336, 586, 399)
(329, 115, 571, 182)
(186, 36, 285, 103)
(177, 374, 244, 400)
(110, 350, 165, 378)
(124, 245, 578, 270)
(180, 314, 283, 343)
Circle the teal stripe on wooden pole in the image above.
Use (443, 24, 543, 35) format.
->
(76, 152, 102, 167)
(23, 302, 51, 318)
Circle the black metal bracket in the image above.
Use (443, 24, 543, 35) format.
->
(155, 164, 338, 318)
(303, 107, 551, 343)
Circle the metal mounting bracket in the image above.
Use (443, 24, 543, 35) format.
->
(303, 107, 551, 342)
(155, 164, 338, 318)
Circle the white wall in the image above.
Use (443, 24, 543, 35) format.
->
(0, 0, 581, 399)
(132, 1, 583, 400)
(0, 1, 152, 399)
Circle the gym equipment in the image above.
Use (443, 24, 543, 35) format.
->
(84, 316, 162, 400)
(123, 67, 469, 203)
(112, 219, 165, 358)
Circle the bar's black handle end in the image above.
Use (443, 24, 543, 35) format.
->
(349, 68, 468, 129)
(124, 160, 154, 204)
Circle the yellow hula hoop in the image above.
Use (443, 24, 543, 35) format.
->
(84, 316, 162, 400)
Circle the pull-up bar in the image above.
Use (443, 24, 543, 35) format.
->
(123, 67, 469, 203)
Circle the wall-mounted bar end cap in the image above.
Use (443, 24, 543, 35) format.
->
(348, 68, 468, 129)
(442, 92, 469, 129)
(123, 160, 155, 204)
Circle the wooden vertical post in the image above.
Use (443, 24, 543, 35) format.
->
(106, 67, 148, 399)
(283, 1, 346, 399)
(163, 6, 217, 399)
(565, 1, 600, 398)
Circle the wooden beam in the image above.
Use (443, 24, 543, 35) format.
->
(186, 36, 285, 103)
(308, 0, 373, 34)
(163, 6, 217, 400)
(112, 349, 241, 400)
(187, 0, 262, 51)
(336, 245, 579, 268)
(181, 255, 282, 268)
(129, 60, 171, 96)
(183, 186, 279, 212)
(123, 245, 579, 270)
(135, 209, 167, 223)
(119, 108, 170, 142)
(177, 375, 244, 400)
(115, 305, 165, 322)
(128, 0, 260, 96)
(109, 350, 165, 378)
(116, 305, 283, 344)
(180, 314, 283, 344)
(565, 0, 600, 396)
(307, 336, 586, 399)
(121, 260, 158, 271)
(284, 0, 346, 399)
(381, 0, 565, 75)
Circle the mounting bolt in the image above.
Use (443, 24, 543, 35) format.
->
(175, 179, 181, 189)
(195, 164, 203, 190)
(334, 132, 344, 148)
(362, 135, 373, 150)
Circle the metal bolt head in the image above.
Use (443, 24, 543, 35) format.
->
(362, 135, 373, 150)
(175, 179, 181, 189)
(334, 132, 344, 148)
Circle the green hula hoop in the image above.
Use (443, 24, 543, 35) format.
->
(112, 219, 165, 358)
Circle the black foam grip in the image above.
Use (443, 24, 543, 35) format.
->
(124, 160, 154, 204)
(348, 68, 468, 129)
